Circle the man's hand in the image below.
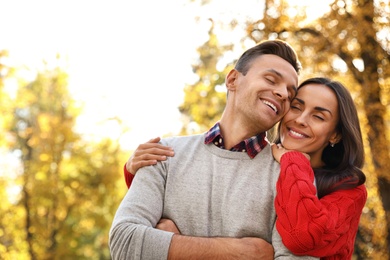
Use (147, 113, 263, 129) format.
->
(238, 237, 274, 259)
(156, 219, 181, 234)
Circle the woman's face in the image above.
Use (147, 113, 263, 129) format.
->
(279, 83, 340, 167)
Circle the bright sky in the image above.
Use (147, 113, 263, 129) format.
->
(0, 0, 331, 151)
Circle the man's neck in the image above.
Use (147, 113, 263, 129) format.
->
(219, 117, 265, 150)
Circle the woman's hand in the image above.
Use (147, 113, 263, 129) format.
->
(271, 143, 310, 163)
(126, 137, 175, 175)
(156, 219, 181, 234)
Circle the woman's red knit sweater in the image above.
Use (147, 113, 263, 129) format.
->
(124, 164, 134, 188)
(275, 151, 367, 260)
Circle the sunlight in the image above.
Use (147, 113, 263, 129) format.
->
(0, 0, 336, 151)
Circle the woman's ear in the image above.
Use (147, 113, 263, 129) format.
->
(329, 132, 342, 145)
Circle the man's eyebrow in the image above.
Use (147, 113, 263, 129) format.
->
(266, 69, 283, 78)
(294, 97, 333, 115)
(266, 69, 297, 95)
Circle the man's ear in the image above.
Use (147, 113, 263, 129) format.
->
(225, 69, 239, 91)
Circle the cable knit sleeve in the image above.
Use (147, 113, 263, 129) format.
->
(274, 151, 367, 258)
(124, 164, 134, 189)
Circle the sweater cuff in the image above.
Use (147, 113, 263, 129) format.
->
(280, 151, 310, 165)
(123, 163, 135, 189)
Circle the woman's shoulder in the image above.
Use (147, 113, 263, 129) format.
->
(343, 184, 367, 198)
(326, 184, 367, 206)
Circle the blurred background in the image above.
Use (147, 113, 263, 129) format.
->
(0, 0, 389, 259)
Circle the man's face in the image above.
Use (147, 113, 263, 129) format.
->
(227, 54, 298, 134)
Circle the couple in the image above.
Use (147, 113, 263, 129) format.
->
(110, 40, 367, 259)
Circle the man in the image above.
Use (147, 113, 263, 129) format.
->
(109, 40, 318, 259)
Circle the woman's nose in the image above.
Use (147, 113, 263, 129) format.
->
(295, 114, 308, 126)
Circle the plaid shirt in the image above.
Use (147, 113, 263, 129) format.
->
(204, 122, 268, 158)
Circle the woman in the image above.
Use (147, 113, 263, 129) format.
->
(124, 77, 367, 259)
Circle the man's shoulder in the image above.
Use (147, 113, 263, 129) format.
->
(253, 144, 274, 161)
(253, 145, 281, 174)
(160, 134, 205, 146)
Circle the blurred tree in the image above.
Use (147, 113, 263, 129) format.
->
(2, 59, 126, 259)
(0, 50, 15, 146)
(179, 19, 232, 134)
(0, 50, 27, 259)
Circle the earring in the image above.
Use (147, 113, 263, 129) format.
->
(330, 142, 335, 147)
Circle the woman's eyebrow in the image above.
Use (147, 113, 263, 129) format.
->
(315, 106, 333, 115)
(295, 97, 332, 115)
(294, 97, 304, 104)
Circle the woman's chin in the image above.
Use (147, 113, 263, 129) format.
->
(281, 141, 301, 151)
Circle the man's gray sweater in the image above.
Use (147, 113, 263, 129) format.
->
(109, 133, 318, 260)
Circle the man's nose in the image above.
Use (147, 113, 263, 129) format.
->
(273, 85, 288, 101)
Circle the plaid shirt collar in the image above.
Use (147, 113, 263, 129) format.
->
(204, 122, 268, 158)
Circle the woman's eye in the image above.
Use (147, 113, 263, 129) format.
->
(290, 105, 300, 110)
(314, 115, 324, 121)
